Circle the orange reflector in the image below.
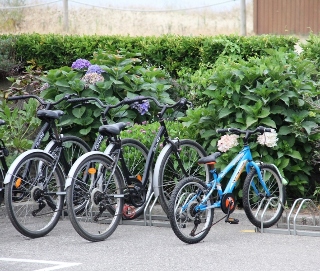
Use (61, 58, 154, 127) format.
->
(15, 178, 22, 188)
(136, 174, 142, 181)
(88, 168, 97, 174)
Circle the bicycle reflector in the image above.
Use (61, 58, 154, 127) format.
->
(136, 174, 142, 181)
(15, 178, 22, 188)
(88, 168, 97, 174)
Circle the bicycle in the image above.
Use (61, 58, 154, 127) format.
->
(66, 95, 152, 220)
(3, 94, 91, 238)
(65, 96, 209, 241)
(0, 120, 9, 205)
(168, 126, 286, 244)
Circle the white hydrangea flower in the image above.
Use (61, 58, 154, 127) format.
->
(257, 130, 278, 148)
(81, 72, 104, 87)
(217, 134, 239, 152)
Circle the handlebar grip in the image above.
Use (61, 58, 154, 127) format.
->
(67, 98, 88, 103)
(7, 95, 29, 101)
(257, 126, 275, 133)
(216, 128, 230, 134)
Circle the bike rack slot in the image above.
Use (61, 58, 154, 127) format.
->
(119, 192, 170, 227)
(256, 198, 320, 237)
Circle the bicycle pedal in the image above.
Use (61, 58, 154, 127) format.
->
(225, 217, 239, 224)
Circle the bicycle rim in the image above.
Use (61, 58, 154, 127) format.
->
(4, 152, 64, 238)
(243, 164, 286, 228)
(158, 139, 209, 215)
(111, 138, 151, 220)
(66, 154, 124, 242)
(169, 177, 214, 244)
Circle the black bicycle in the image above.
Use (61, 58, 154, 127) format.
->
(65, 96, 209, 241)
(0, 119, 9, 205)
(4, 94, 91, 238)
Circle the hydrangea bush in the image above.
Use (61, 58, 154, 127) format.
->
(38, 49, 176, 144)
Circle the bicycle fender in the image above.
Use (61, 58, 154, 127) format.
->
(153, 140, 178, 197)
(65, 151, 104, 189)
(4, 149, 55, 184)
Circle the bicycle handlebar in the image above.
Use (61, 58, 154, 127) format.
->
(7, 94, 78, 108)
(216, 126, 275, 135)
(68, 95, 193, 116)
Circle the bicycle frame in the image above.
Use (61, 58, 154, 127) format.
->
(194, 145, 271, 212)
(104, 116, 177, 188)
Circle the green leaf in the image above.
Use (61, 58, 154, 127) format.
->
(260, 118, 276, 128)
(218, 108, 233, 119)
(72, 106, 86, 118)
(79, 127, 91, 135)
(286, 150, 302, 160)
(301, 120, 317, 134)
(278, 126, 292, 135)
(246, 116, 257, 128)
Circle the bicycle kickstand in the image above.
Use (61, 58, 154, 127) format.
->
(224, 199, 239, 225)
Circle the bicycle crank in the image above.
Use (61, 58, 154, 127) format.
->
(125, 181, 146, 207)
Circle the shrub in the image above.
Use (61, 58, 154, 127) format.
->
(179, 48, 320, 199)
(38, 49, 176, 144)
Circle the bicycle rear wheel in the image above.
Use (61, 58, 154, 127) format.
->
(4, 150, 64, 238)
(66, 153, 124, 242)
(168, 176, 214, 244)
(242, 163, 286, 228)
(156, 139, 209, 216)
(45, 135, 90, 175)
(106, 138, 151, 220)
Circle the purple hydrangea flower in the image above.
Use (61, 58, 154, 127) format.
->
(86, 64, 104, 74)
(71, 58, 91, 69)
(131, 100, 150, 115)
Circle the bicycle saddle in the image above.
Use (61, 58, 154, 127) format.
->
(37, 109, 64, 120)
(98, 122, 127, 136)
(198, 152, 221, 164)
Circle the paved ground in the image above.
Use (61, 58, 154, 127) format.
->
(1, 204, 320, 271)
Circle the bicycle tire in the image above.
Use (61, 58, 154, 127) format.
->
(4, 150, 65, 238)
(168, 176, 214, 244)
(44, 135, 91, 175)
(156, 139, 209, 216)
(242, 163, 286, 228)
(105, 138, 151, 220)
(66, 153, 124, 242)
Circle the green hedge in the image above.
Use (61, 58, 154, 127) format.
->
(0, 33, 298, 77)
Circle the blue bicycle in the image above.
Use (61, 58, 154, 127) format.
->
(168, 127, 286, 244)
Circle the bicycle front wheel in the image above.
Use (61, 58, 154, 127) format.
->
(168, 176, 214, 244)
(106, 138, 151, 220)
(242, 164, 286, 228)
(66, 153, 124, 242)
(4, 151, 65, 238)
(157, 139, 209, 216)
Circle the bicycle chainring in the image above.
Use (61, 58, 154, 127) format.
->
(126, 181, 145, 207)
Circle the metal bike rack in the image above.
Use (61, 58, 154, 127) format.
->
(256, 198, 320, 237)
(119, 192, 171, 227)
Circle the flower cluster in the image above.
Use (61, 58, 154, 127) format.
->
(86, 64, 104, 74)
(217, 134, 239, 152)
(130, 100, 150, 115)
(257, 131, 278, 148)
(71, 58, 91, 70)
(81, 72, 104, 87)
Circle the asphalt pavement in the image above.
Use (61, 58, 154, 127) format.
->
(1, 204, 320, 271)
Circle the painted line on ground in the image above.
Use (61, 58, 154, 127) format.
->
(0, 258, 82, 271)
(240, 229, 256, 233)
